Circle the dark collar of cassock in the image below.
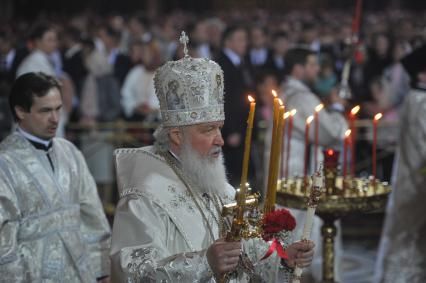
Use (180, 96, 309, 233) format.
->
(17, 126, 54, 170)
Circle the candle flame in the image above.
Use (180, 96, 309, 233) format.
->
(290, 109, 297, 116)
(306, 115, 314, 124)
(278, 98, 283, 106)
(351, 105, 361, 115)
(315, 103, 324, 112)
(345, 129, 352, 137)
(248, 95, 254, 102)
(327, 149, 334, 156)
(283, 112, 291, 119)
(374, 113, 383, 121)
(272, 89, 277, 97)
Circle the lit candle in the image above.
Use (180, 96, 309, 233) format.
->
(264, 90, 280, 212)
(268, 90, 279, 171)
(314, 103, 324, 170)
(265, 98, 284, 212)
(325, 149, 337, 161)
(349, 105, 360, 177)
(280, 112, 291, 179)
(372, 113, 382, 182)
(267, 100, 285, 211)
(272, 90, 280, 137)
(284, 109, 297, 180)
(240, 95, 256, 196)
(343, 129, 352, 179)
(323, 148, 340, 195)
(270, 90, 280, 173)
(304, 115, 314, 187)
(274, 100, 286, 176)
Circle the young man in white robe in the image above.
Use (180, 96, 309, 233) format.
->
(0, 72, 111, 282)
(110, 34, 315, 282)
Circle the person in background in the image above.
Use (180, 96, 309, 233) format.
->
(121, 39, 160, 122)
(188, 19, 213, 59)
(0, 31, 18, 139)
(78, 35, 121, 206)
(215, 25, 254, 186)
(270, 31, 291, 83)
(97, 24, 133, 87)
(61, 26, 91, 124)
(247, 24, 274, 82)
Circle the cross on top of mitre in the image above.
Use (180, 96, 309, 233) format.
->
(179, 31, 189, 57)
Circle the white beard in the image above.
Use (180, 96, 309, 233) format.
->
(179, 141, 229, 196)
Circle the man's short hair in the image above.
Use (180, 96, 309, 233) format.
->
(9, 72, 62, 121)
(272, 31, 288, 42)
(102, 25, 121, 43)
(250, 24, 268, 36)
(63, 26, 82, 43)
(221, 25, 246, 47)
(130, 14, 151, 30)
(284, 47, 315, 75)
(254, 69, 278, 86)
(29, 22, 54, 42)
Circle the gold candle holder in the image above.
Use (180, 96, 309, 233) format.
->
(277, 167, 390, 283)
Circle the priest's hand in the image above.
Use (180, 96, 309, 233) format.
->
(285, 240, 315, 268)
(206, 238, 241, 275)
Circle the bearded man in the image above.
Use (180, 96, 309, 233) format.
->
(110, 34, 315, 282)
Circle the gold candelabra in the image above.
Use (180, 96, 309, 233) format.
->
(221, 190, 262, 240)
(218, 187, 262, 283)
(277, 153, 390, 283)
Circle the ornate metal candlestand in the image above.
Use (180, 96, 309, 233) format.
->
(276, 150, 390, 283)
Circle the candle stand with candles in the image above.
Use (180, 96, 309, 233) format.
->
(277, 150, 390, 283)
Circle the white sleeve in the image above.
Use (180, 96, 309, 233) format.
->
(110, 194, 214, 283)
(121, 67, 140, 118)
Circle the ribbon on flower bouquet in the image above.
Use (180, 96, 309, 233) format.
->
(261, 238, 289, 260)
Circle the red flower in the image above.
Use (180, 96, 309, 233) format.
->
(262, 209, 296, 241)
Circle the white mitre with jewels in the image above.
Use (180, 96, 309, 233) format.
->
(154, 31, 225, 127)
